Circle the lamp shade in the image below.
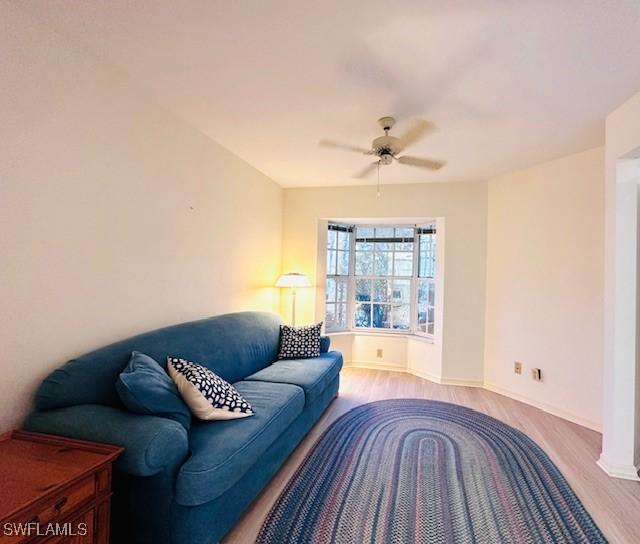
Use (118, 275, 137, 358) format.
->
(275, 272, 311, 288)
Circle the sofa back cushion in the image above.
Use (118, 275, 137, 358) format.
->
(35, 311, 282, 411)
(116, 351, 192, 429)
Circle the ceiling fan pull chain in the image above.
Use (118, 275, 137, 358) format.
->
(377, 160, 381, 197)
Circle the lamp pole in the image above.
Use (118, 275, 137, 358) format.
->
(291, 287, 297, 326)
(275, 272, 311, 327)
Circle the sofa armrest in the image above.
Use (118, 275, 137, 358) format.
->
(24, 404, 189, 477)
(320, 335, 331, 353)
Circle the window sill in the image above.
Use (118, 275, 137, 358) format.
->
(327, 330, 435, 344)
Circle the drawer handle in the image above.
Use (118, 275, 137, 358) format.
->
(54, 497, 68, 512)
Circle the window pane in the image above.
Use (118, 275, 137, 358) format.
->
(395, 241, 413, 251)
(392, 279, 410, 303)
(355, 251, 373, 276)
(418, 280, 428, 304)
(337, 250, 349, 275)
(419, 233, 436, 278)
(356, 279, 371, 301)
(393, 252, 413, 276)
(327, 230, 337, 250)
(336, 279, 348, 302)
(374, 227, 393, 251)
(427, 307, 435, 335)
(326, 301, 348, 331)
(395, 227, 414, 238)
(337, 231, 350, 251)
(418, 307, 427, 331)
(419, 252, 427, 278)
(392, 304, 410, 330)
(373, 279, 389, 302)
(356, 241, 373, 251)
(375, 252, 393, 275)
(375, 227, 394, 238)
(428, 280, 435, 306)
(327, 249, 337, 275)
(325, 303, 336, 329)
(355, 304, 371, 327)
(326, 277, 336, 302)
(336, 302, 348, 329)
(372, 304, 390, 328)
(356, 227, 374, 239)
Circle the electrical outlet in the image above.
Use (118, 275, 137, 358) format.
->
(531, 368, 542, 381)
(376, 348, 383, 358)
(514, 361, 522, 375)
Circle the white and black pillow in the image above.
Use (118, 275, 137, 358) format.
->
(278, 322, 323, 359)
(167, 357, 253, 420)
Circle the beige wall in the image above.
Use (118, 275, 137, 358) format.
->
(0, 4, 283, 431)
(281, 181, 488, 383)
(484, 147, 605, 430)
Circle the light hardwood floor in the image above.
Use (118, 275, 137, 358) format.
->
(224, 367, 640, 544)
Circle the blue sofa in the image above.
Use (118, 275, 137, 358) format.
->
(24, 311, 342, 544)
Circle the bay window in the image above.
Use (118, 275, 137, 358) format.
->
(325, 222, 437, 338)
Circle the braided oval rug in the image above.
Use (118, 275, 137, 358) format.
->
(257, 399, 606, 544)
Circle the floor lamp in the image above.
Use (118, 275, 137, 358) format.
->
(276, 272, 311, 325)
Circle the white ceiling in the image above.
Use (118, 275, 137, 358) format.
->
(15, 0, 640, 187)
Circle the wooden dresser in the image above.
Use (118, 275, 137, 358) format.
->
(0, 431, 122, 544)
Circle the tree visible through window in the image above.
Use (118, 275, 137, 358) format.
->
(325, 223, 436, 337)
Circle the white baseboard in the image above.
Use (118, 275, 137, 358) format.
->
(346, 360, 408, 373)
(408, 367, 483, 387)
(345, 361, 483, 388)
(440, 376, 484, 387)
(596, 456, 640, 481)
(483, 382, 602, 432)
(404, 366, 442, 384)
(343, 361, 600, 432)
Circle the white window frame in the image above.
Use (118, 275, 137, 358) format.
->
(324, 222, 436, 340)
(415, 226, 437, 338)
(325, 225, 353, 332)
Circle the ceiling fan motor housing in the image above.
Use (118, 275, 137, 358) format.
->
(372, 135, 400, 157)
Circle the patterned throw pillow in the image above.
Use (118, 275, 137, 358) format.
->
(167, 357, 253, 420)
(278, 322, 323, 359)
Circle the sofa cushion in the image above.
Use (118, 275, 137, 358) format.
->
(176, 380, 304, 506)
(245, 351, 343, 405)
(116, 352, 191, 429)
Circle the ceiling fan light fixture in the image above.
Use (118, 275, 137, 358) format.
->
(380, 153, 393, 165)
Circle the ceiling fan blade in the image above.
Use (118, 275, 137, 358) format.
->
(396, 120, 434, 152)
(397, 156, 445, 171)
(319, 139, 372, 155)
(353, 161, 379, 178)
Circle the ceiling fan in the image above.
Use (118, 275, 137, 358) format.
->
(319, 116, 445, 178)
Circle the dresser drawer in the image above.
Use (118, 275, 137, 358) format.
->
(26, 477, 95, 527)
(0, 432, 121, 544)
(0, 477, 96, 544)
